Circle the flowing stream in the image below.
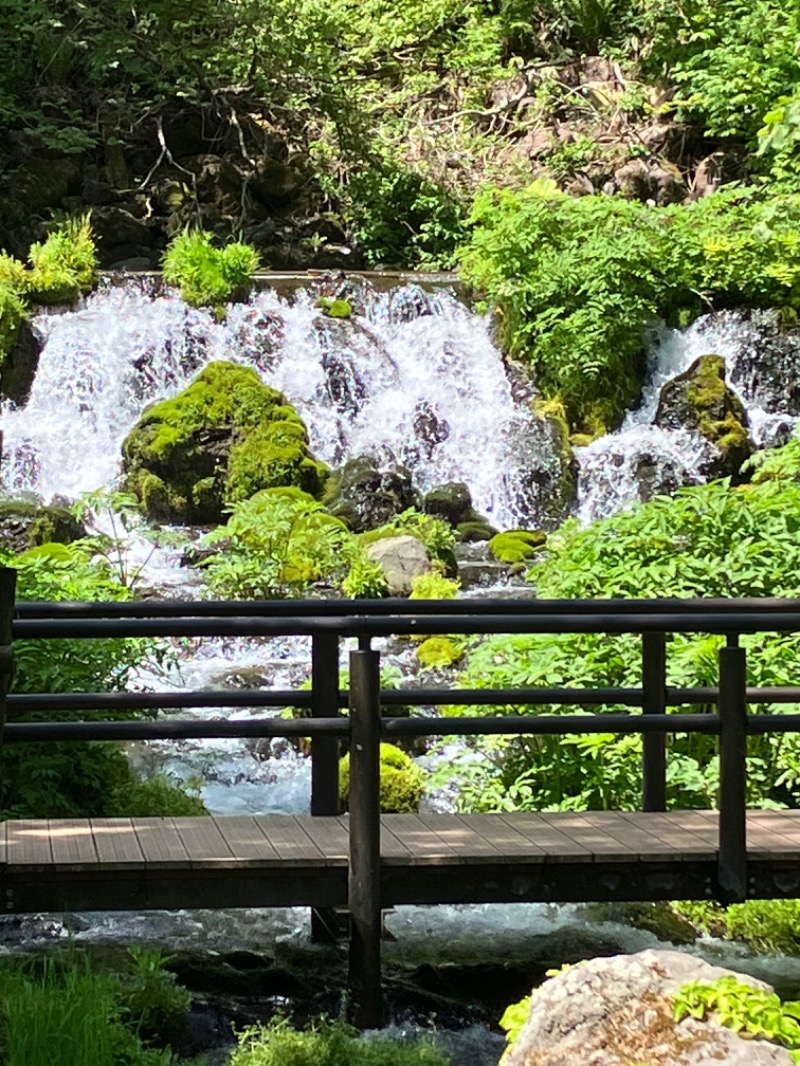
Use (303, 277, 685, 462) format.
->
(4, 281, 800, 1057)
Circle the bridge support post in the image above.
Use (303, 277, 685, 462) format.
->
(0, 567, 16, 815)
(347, 645, 382, 1027)
(310, 633, 341, 943)
(642, 632, 667, 811)
(718, 639, 747, 903)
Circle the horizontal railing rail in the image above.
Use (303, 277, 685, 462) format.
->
(5, 573, 800, 1023)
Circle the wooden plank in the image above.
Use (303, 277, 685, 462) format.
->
(48, 819, 99, 870)
(555, 813, 637, 862)
(131, 818, 191, 869)
(586, 812, 680, 862)
(300, 816, 349, 865)
(5, 820, 53, 868)
(379, 819, 414, 862)
(215, 816, 282, 866)
(747, 811, 800, 858)
(90, 819, 145, 869)
(381, 814, 461, 865)
(622, 812, 715, 860)
(254, 816, 327, 866)
(453, 813, 547, 862)
(415, 813, 502, 865)
(500, 813, 587, 862)
(173, 818, 236, 868)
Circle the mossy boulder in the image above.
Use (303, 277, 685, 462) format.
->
(457, 519, 498, 542)
(654, 354, 754, 480)
(122, 361, 328, 523)
(339, 743, 426, 813)
(416, 636, 464, 669)
(488, 530, 547, 565)
(0, 500, 87, 554)
(423, 481, 497, 542)
(324, 456, 419, 533)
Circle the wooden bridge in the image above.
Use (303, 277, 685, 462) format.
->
(4, 569, 800, 1024)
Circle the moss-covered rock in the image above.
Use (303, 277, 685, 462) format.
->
(122, 361, 328, 523)
(457, 519, 498, 542)
(489, 530, 547, 564)
(654, 354, 754, 480)
(324, 456, 419, 533)
(339, 743, 426, 813)
(517, 400, 578, 531)
(416, 636, 464, 668)
(0, 500, 87, 554)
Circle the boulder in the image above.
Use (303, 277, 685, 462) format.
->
(0, 319, 40, 406)
(654, 354, 754, 480)
(122, 361, 327, 523)
(423, 482, 491, 531)
(91, 207, 155, 268)
(0, 500, 86, 555)
(508, 949, 793, 1066)
(513, 403, 578, 531)
(325, 457, 419, 533)
(365, 535, 431, 595)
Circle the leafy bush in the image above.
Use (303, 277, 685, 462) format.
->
(202, 488, 351, 598)
(162, 230, 260, 308)
(461, 183, 800, 429)
(447, 474, 800, 813)
(674, 898, 800, 954)
(230, 1016, 447, 1066)
(120, 948, 192, 1049)
(342, 550, 390, 598)
(27, 215, 99, 305)
(675, 976, 800, 1057)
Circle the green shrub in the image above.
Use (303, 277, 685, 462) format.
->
(409, 572, 460, 599)
(340, 743, 426, 813)
(162, 229, 260, 308)
(27, 215, 99, 304)
(230, 1016, 447, 1066)
(342, 550, 389, 598)
(110, 775, 207, 818)
(461, 183, 800, 429)
(202, 487, 351, 598)
(120, 948, 192, 1048)
(675, 976, 800, 1057)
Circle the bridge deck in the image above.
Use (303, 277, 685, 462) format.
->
(3, 810, 800, 914)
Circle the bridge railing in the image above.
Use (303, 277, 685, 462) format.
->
(5, 573, 800, 1022)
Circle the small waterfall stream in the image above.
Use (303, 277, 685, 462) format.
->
(5, 281, 800, 1056)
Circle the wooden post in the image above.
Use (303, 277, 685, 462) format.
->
(0, 567, 16, 815)
(718, 638, 747, 903)
(347, 645, 382, 1028)
(642, 632, 667, 811)
(310, 632, 341, 942)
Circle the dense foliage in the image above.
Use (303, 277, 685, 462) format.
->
(462, 184, 800, 429)
(449, 470, 800, 814)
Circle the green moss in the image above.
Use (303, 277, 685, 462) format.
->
(122, 362, 327, 522)
(456, 519, 497, 542)
(316, 297, 353, 318)
(416, 636, 464, 668)
(686, 354, 751, 460)
(489, 530, 547, 564)
(339, 743, 426, 813)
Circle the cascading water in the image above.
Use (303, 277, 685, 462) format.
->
(2, 277, 545, 529)
(576, 309, 800, 524)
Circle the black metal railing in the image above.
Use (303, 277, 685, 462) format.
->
(4, 571, 800, 1023)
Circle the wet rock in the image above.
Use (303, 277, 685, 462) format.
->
(634, 451, 687, 502)
(0, 319, 40, 406)
(507, 948, 792, 1066)
(614, 158, 687, 205)
(0, 499, 87, 554)
(325, 457, 419, 533)
(718, 308, 800, 417)
(655, 353, 754, 479)
(91, 207, 155, 268)
(423, 482, 474, 526)
(513, 404, 578, 531)
(366, 534, 432, 595)
(122, 361, 327, 523)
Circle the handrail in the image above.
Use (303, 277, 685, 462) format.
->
(7, 572, 800, 1024)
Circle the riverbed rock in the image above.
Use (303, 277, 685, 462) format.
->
(654, 354, 754, 480)
(122, 361, 327, 523)
(513, 403, 578, 530)
(0, 499, 87, 554)
(365, 534, 432, 595)
(0, 319, 40, 406)
(325, 456, 419, 533)
(507, 949, 793, 1066)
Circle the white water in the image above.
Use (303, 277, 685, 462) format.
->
(1, 280, 544, 529)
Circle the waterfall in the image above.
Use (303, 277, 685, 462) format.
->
(1, 278, 545, 530)
(575, 310, 800, 524)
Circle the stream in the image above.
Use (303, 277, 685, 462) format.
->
(3, 277, 800, 1061)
